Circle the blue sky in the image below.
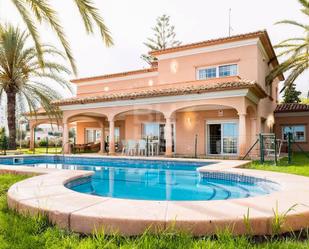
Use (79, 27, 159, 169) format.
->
(0, 0, 308, 97)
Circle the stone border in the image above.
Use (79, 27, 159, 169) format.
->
(2, 155, 309, 236)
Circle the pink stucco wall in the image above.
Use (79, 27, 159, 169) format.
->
(58, 34, 283, 156)
(76, 75, 158, 97)
(275, 115, 309, 152)
(74, 44, 278, 101)
(157, 45, 258, 85)
(175, 109, 238, 155)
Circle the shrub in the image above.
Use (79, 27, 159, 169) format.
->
(16, 140, 30, 148)
(38, 139, 48, 147)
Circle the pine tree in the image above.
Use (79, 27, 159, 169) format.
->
(283, 83, 302, 103)
(141, 15, 181, 65)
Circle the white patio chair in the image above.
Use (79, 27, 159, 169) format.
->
(127, 140, 137, 156)
(138, 139, 147, 156)
(121, 140, 127, 155)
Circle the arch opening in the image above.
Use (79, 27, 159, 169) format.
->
(113, 108, 169, 156)
(171, 104, 240, 157)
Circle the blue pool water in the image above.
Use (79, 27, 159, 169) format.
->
(0, 156, 278, 201)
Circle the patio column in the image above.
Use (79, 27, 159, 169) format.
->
(63, 122, 70, 154)
(238, 113, 247, 157)
(100, 124, 105, 154)
(29, 125, 35, 150)
(165, 117, 173, 157)
(250, 117, 258, 156)
(109, 119, 115, 155)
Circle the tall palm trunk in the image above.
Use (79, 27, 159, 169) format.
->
(6, 89, 17, 149)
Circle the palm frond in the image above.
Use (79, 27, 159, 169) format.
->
(73, 0, 113, 46)
(298, 0, 309, 9)
(0, 24, 71, 125)
(275, 20, 308, 30)
(10, 0, 44, 67)
(23, 0, 76, 74)
(280, 64, 308, 92)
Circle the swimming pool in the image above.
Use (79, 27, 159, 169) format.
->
(0, 156, 278, 201)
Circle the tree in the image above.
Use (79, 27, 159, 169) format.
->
(266, 0, 309, 92)
(141, 14, 181, 65)
(0, 24, 71, 149)
(4, 0, 113, 75)
(0, 127, 8, 151)
(282, 83, 302, 103)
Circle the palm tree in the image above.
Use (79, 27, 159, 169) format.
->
(6, 0, 113, 74)
(266, 0, 309, 91)
(0, 24, 71, 149)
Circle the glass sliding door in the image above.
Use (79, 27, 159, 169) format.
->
(207, 121, 238, 155)
(222, 123, 238, 154)
(142, 122, 176, 154)
(85, 129, 98, 143)
(142, 123, 160, 140)
(208, 124, 221, 154)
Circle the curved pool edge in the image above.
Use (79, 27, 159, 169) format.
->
(3, 156, 309, 236)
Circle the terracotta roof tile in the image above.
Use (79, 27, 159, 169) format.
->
(275, 103, 309, 113)
(150, 31, 266, 56)
(71, 67, 157, 83)
(53, 79, 267, 106)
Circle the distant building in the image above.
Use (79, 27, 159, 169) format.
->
(25, 124, 63, 141)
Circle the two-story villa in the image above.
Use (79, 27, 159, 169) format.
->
(29, 30, 283, 158)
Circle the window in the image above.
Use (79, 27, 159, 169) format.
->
(85, 128, 99, 143)
(219, 64, 237, 77)
(282, 125, 306, 142)
(198, 67, 216, 80)
(197, 64, 238, 80)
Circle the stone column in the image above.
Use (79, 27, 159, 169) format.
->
(63, 122, 70, 154)
(251, 117, 258, 142)
(100, 124, 105, 154)
(165, 117, 173, 157)
(250, 117, 258, 156)
(238, 113, 247, 157)
(109, 119, 115, 155)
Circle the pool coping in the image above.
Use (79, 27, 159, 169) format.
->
(2, 155, 309, 236)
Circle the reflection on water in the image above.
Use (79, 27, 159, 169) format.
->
(27, 162, 276, 201)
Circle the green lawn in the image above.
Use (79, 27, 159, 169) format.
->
(6, 147, 62, 155)
(1, 173, 309, 248)
(248, 153, 309, 177)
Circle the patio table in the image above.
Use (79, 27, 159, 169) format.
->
(148, 141, 159, 156)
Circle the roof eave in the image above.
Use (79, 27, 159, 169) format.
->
(70, 67, 158, 84)
(54, 83, 266, 107)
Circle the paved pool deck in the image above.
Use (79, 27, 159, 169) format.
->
(2, 155, 309, 236)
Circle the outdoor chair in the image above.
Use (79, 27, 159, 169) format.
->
(121, 140, 127, 155)
(138, 139, 147, 156)
(127, 140, 137, 156)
